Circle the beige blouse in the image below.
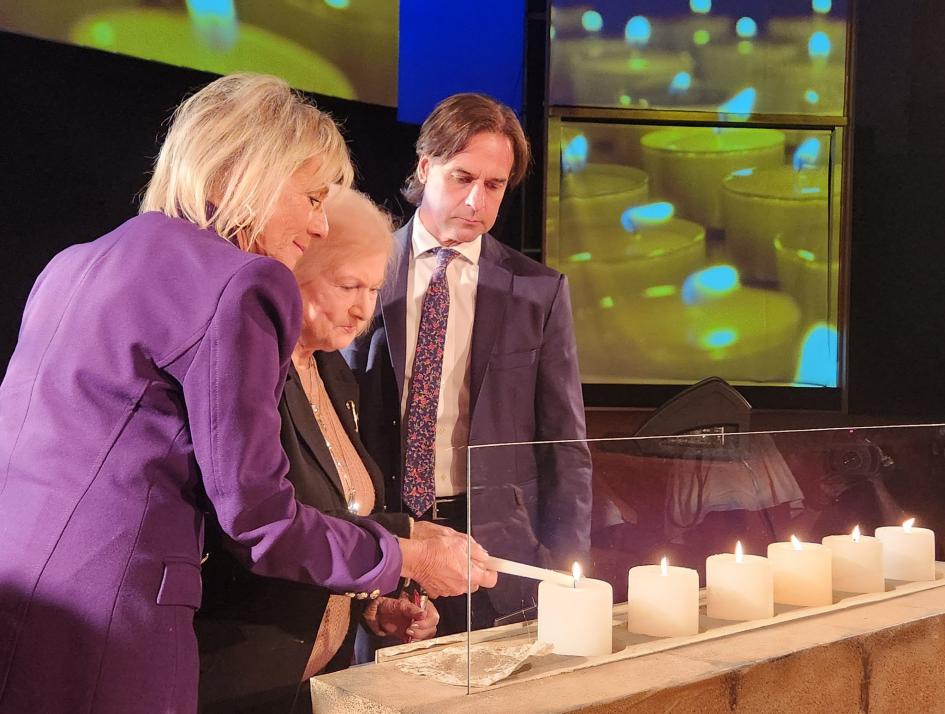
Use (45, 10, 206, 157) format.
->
(299, 359, 376, 679)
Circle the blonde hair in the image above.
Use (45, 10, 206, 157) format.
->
(141, 73, 353, 249)
(294, 188, 394, 289)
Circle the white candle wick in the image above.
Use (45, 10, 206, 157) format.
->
(735, 540, 744, 564)
(851, 525, 861, 543)
(572, 562, 582, 588)
(791, 535, 803, 551)
(660, 556, 669, 576)
(903, 517, 916, 533)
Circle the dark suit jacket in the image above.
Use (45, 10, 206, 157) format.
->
(197, 351, 410, 713)
(344, 219, 593, 614)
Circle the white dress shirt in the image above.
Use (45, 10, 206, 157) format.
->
(402, 215, 480, 496)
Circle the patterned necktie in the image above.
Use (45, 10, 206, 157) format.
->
(403, 247, 460, 517)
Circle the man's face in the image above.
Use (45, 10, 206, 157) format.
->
(416, 131, 514, 245)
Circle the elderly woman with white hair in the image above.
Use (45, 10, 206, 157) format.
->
(198, 188, 444, 712)
(0, 74, 493, 714)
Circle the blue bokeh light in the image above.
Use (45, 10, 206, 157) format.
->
(582, 10, 603, 33)
(690, 0, 712, 14)
(669, 71, 692, 95)
(808, 31, 831, 59)
(735, 17, 758, 39)
(702, 328, 739, 349)
(625, 16, 652, 46)
(792, 137, 822, 171)
(621, 202, 674, 232)
(682, 265, 740, 305)
(795, 323, 839, 387)
(718, 87, 756, 121)
(562, 134, 588, 173)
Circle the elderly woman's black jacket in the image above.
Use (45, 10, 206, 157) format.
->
(196, 350, 410, 714)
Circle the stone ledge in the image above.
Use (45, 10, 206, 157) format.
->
(311, 587, 945, 713)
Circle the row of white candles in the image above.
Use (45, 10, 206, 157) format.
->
(492, 519, 936, 657)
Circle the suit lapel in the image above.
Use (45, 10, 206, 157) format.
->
(316, 351, 386, 503)
(284, 363, 345, 501)
(469, 234, 512, 416)
(382, 223, 412, 404)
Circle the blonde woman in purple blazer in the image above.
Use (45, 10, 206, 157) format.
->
(0, 74, 494, 714)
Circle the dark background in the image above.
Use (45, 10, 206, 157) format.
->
(1, 0, 943, 419)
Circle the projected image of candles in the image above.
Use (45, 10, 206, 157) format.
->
(547, 1, 847, 388)
(723, 137, 831, 284)
(33, 0, 402, 106)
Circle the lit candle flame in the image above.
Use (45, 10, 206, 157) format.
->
(660, 556, 669, 576)
(903, 518, 916, 533)
(791, 535, 802, 551)
(572, 562, 582, 587)
(735, 540, 744, 564)
(852, 525, 861, 543)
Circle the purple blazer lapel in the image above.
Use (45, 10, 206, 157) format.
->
(382, 224, 412, 404)
(470, 235, 512, 416)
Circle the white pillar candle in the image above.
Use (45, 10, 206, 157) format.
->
(537, 564, 613, 657)
(628, 557, 699, 637)
(875, 518, 936, 581)
(767, 535, 833, 606)
(822, 525, 885, 594)
(706, 541, 774, 621)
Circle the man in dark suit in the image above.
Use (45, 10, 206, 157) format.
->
(345, 93, 592, 627)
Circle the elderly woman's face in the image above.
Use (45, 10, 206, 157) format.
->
(299, 251, 387, 351)
(256, 156, 330, 270)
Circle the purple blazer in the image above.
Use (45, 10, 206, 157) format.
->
(344, 219, 592, 614)
(0, 213, 401, 714)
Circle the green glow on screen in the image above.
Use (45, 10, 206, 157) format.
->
(89, 21, 115, 47)
(568, 252, 593, 263)
(599, 296, 616, 309)
(693, 29, 711, 45)
(644, 285, 677, 299)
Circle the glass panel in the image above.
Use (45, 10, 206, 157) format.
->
(549, 0, 849, 116)
(546, 117, 842, 387)
(464, 423, 945, 688)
